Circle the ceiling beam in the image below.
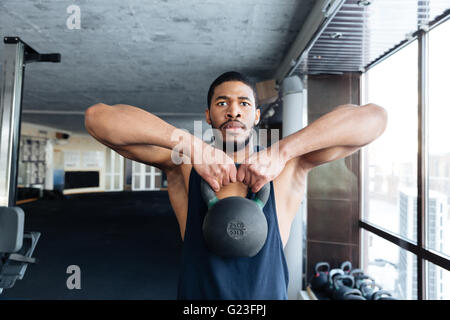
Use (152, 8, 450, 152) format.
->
(273, 0, 345, 83)
(21, 109, 204, 117)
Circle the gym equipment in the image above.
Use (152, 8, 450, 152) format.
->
(351, 268, 397, 300)
(349, 268, 365, 278)
(0, 207, 24, 253)
(310, 262, 330, 292)
(332, 274, 365, 300)
(0, 37, 60, 294)
(354, 275, 374, 288)
(340, 261, 352, 274)
(201, 165, 270, 258)
(358, 277, 396, 300)
(349, 268, 368, 285)
(372, 289, 396, 300)
(324, 268, 344, 298)
(310, 261, 397, 300)
(0, 232, 40, 292)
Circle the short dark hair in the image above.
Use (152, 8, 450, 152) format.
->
(207, 71, 258, 109)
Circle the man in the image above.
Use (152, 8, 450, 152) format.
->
(84, 71, 387, 299)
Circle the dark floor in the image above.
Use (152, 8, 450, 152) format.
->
(1, 191, 182, 300)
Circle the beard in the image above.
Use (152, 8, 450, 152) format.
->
(222, 134, 251, 152)
(211, 120, 253, 153)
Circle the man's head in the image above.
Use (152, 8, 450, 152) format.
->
(205, 71, 260, 152)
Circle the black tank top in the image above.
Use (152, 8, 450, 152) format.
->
(177, 146, 289, 300)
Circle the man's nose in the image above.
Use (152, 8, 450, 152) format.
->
(226, 102, 241, 119)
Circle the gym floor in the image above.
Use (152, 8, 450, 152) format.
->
(1, 191, 182, 300)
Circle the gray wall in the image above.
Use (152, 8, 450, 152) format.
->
(306, 72, 361, 278)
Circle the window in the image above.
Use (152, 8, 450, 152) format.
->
(18, 138, 47, 187)
(131, 161, 162, 191)
(427, 19, 450, 257)
(363, 40, 418, 242)
(361, 13, 450, 300)
(105, 148, 124, 191)
(427, 261, 450, 300)
(362, 229, 417, 300)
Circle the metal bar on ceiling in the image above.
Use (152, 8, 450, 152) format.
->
(21, 109, 205, 117)
(273, 0, 345, 82)
(303, 0, 450, 75)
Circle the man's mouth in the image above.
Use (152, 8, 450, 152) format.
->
(222, 121, 244, 131)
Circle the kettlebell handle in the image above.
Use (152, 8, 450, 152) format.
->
(200, 163, 270, 210)
(314, 262, 330, 274)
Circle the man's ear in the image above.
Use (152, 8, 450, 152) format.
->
(254, 107, 261, 126)
(205, 108, 211, 125)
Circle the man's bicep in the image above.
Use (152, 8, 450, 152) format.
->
(298, 145, 361, 171)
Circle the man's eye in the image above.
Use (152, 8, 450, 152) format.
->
(217, 101, 227, 106)
(241, 102, 250, 106)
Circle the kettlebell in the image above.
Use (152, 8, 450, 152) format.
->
(310, 262, 330, 292)
(332, 275, 365, 300)
(324, 268, 345, 298)
(200, 165, 270, 258)
(340, 261, 352, 274)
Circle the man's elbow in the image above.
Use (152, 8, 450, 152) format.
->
(367, 103, 388, 138)
(84, 103, 109, 134)
(85, 102, 109, 116)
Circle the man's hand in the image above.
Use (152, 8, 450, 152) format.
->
(237, 145, 287, 193)
(192, 143, 237, 192)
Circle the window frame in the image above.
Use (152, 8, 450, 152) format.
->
(359, 12, 450, 300)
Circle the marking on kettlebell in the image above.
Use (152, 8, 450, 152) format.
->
(227, 220, 247, 239)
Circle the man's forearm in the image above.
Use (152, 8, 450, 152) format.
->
(84, 103, 202, 159)
(278, 103, 388, 162)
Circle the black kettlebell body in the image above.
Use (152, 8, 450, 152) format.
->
(200, 169, 270, 258)
(310, 262, 330, 292)
(202, 196, 268, 258)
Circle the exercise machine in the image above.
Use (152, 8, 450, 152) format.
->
(0, 37, 60, 294)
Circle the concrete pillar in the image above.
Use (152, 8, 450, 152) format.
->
(281, 75, 307, 300)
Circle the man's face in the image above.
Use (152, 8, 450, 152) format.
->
(205, 81, 260, 151)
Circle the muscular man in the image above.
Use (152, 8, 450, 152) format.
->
(84, 71, 387, 299)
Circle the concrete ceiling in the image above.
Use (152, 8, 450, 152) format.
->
(0, 0, 316, 135)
